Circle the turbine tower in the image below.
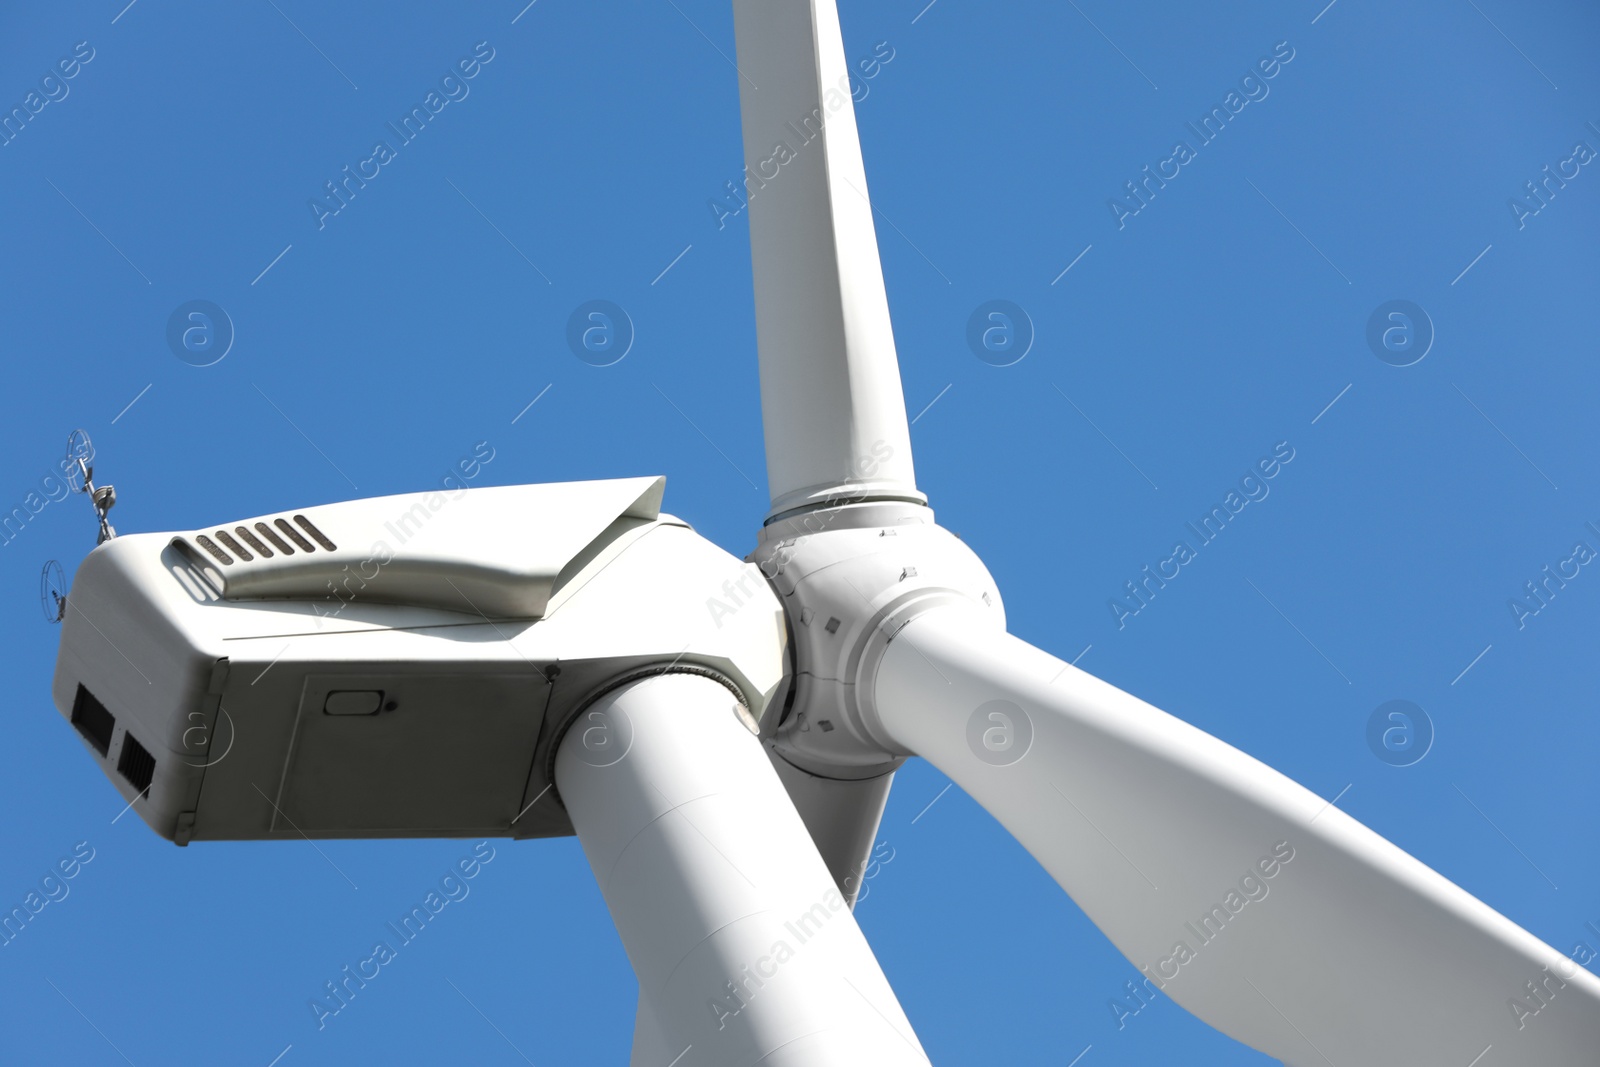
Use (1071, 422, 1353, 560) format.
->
(47, 2, 1600, 1063)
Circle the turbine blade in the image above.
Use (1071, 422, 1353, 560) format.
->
(629, 994, 671, 1067)
(732, 0, 924, 519)
(767, 751, 896, 906)
(558, 673, 930, 1065)
(870, 606, 1600, 1065)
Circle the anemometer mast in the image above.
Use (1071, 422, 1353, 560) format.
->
(67, 429, 116, 544)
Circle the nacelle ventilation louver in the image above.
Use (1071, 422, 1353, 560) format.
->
(70, 684, 115, 758)
(194, 514, 336, 567)
(168, 478, 666, 618)
(116, 734, 156, 795)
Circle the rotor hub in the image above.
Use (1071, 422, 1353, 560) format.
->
(750, 501, 1005, 779)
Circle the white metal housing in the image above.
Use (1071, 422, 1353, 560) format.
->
(52, 478, 786, 845)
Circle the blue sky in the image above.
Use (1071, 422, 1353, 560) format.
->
(2, 1, 1598, 1063)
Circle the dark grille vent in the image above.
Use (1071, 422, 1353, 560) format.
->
(117, 734, 156, 795)
(194, 516, 334, 562)
(196, 534, 233, 565)
(294, 514, 337, 551)
(70, 685, 115, 757)
(255, 522, 294, 554)
(215, 530, 252, 561)
(275, 518, 315, 553)
(235, 525, 272, 557)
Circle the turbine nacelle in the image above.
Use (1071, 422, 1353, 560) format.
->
(51, 478, 785, 845)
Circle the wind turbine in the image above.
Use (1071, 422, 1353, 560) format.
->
(47, 1, 1600, 1063)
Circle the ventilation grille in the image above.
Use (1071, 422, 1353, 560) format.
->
(294, 514, 337, 551)
(117, 734, 156, 795)
(194, 515, 337, 566)
(235, 525, 272, 557)
(274, 518, 314, 553)
(255, 522, 293, 554)
(195, 534, 231, 566)
(215, 529, 251, 561)
(70, 684, 115, 757)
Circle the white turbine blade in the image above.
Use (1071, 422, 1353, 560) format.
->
(732, 0, 924, 518)
(629, 994, 671, 1067)
(556, 673, 931, 1066)
(767, 751, 896, 906)
(870, 606, 1600, 1065)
